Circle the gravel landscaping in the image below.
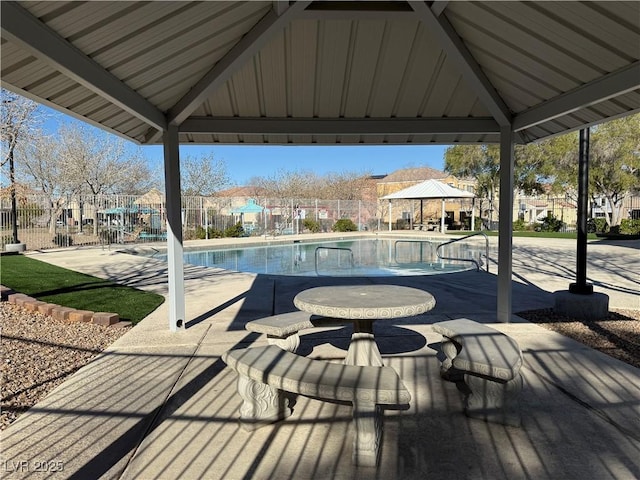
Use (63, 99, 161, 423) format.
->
(516, 307, 640, 369)
(1, 302, 638, 431)
(1, 303, 129, 430)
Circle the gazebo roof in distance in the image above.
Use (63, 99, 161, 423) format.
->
(1, 1, 638, 146)
(231, 199, 266, 214)
(382, 179, 475, 200)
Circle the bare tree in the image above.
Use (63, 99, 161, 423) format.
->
(249, 169, 323, 199)
(1, 89, 41, 244)
(59, 124, 154, 196)
(19, 134, 68, 233)
(180, 153, 230, 196)
(20, 122, 157, 234)
(319, 171, 374, 200)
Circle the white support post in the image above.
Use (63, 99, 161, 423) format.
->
(440, 199, 445, 234)
(163, 125, 186, 332)
(205, 203, 209, 240)
(410, 201, 414, 230)
(471, 199, 475, 231)
(388, 201, 392, 231)
(497, 126, 515, 323)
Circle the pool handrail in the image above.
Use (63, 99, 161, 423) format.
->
(435, 232, 490, 272)
(315, 246, 355, 276)
(393, 240, 435, 264)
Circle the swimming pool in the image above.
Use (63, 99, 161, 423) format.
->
(155, 238, 483, 277)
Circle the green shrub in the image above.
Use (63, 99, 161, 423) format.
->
(512, 219, 528, 231)
(184, 226, 226, 239)
(194, 225, 207, 239)
(53, 233, 73, 247)
(208, 227, 223, 238)
(224, 222, 245, 237)
(620, 218, 640, 235)
(332, 218, 358, 232)
(183, 229, 198, 240)
(592, 217, 608, 233)
(303, 219, 321, 233)
(536, 213, 565, 232)
(395, 219, 409, 230)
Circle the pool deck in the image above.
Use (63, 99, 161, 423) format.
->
(2, 232, 639, 479)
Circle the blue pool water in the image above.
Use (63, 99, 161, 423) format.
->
(156, 238, 482, 277)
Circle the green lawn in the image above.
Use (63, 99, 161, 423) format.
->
(0, 255, 164, 323)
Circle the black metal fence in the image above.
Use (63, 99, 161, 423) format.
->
(0, 193, 381, 251)
(2, 192, 638, 251)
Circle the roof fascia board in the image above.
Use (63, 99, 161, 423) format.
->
(408, 1, 512, 128)
(513, 62, 640, 132)
(521, 107, 640, 144)
(168, 0, 311, 126)
(144, 128, 164, 144)
(0, 1, 166, 132)
(179, 116, 500, 135)
(0, 81, 141, 144)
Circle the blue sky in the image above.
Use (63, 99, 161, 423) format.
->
(44, 107, 449, 186)
(146, 143, 449, 185)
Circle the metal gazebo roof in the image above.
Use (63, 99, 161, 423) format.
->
(383, 178, 475, 233)
(230, 199, 266, 214)
(382, 179, 475, 200)
(1, 1, 638, 147)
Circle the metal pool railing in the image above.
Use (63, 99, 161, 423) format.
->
(393, 240, 436, 264)
(315, 246, 355, 276)
(435, 232, 490, 272)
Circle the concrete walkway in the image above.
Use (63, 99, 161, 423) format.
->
(2, 234, 639, 479)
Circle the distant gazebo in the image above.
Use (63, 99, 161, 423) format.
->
(383, 179, 475, 233)
(230, 198, 268, 232)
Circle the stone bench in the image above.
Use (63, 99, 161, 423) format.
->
(222, 345, 411, 467)
(245, 311, 342, 352)
(432, 318, 523, 427)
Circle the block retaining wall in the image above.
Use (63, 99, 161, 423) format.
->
(1, 285, 131, 328)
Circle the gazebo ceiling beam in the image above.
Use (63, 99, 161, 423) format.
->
(0, 1, 167, 131)
(167, 0, 311, 126)
(272, 1, 291, 16)
(299, 0, 448, 20)
(299, 10, 416, 20)
(408, 1, 512, 128)
(512, 62, 640, 132)
(179, 116, 500, 135)
(430, 1, 450, 17)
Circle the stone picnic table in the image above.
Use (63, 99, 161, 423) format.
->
(293, 285, 436, 366)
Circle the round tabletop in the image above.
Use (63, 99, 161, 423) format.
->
(293, 285, 436, 320)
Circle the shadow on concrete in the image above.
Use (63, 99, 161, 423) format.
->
(3, 257, 640, 479)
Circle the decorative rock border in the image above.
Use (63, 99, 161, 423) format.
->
(0, 285, 131, 328)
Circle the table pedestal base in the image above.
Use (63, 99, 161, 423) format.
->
(345, 321, 383, 367)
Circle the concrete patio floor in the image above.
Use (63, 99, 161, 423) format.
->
(2, 233, 639, 479)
